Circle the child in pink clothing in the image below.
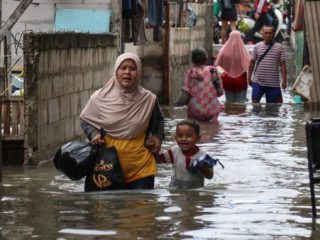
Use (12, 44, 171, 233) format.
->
(175, 48, 223, 122)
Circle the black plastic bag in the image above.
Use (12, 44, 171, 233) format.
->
(53, 141, 98, 181)
(84, 146, 125, 192)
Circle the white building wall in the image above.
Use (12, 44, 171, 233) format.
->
(2, 0, 120, 65)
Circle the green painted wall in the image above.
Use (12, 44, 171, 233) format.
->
(295, 31, 304, 77)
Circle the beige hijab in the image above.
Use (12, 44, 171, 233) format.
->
(80, 52, 156, 139)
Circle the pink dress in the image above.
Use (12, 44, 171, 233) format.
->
(183, 65, 223, 122)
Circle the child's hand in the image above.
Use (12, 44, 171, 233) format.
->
(90, 134, 105, 145)
(200, 163, 213, 179)
(146, 136, 161, 155)
(156, 152, 167, 163)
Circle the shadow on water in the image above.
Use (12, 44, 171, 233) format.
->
(3, 46, 320, 239)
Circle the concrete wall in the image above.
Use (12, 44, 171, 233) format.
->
(125, 28, 164, 101)
(125, 3, 214, 105)
(2, 0, 121, 65)
(169, 3, 214, 104)
(23, 33, 119, 164)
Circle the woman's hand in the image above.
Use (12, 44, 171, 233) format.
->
(90, 134, 105, 145)
(145, 136, 161, 155)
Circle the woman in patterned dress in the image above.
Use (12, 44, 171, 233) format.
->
(175, 48, 223, 122)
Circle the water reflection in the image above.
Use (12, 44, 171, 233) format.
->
(2, 98, 320, 238)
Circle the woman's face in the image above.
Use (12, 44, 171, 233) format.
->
(116, 59, 139, 90)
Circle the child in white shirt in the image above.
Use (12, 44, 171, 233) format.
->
(159, 119, 218, 188)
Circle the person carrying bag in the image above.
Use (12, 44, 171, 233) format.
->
(80, 52, 165, 191)
(248, 25, 287, 103)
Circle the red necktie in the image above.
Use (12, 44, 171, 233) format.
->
(182, 146, 199, 170)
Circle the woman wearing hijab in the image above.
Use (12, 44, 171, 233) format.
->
(215, 30, 250, 103)
(80, 52, 165, 190)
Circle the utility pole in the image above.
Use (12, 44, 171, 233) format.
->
(177, 0, 183, 27)
(0, 0, 2, 183)
(163, 0, 170, 104)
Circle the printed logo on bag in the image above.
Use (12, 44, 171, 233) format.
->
(92, 174, 112, 188)
(94, 160, 114, 172)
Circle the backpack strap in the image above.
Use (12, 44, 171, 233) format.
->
(254, 41, 274, 73)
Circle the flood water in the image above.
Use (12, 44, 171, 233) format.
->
(2, 45, 320, 239)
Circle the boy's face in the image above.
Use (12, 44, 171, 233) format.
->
(175, 124, 200, 152)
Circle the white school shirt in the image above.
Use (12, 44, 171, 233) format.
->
(162, 146, 207, 188)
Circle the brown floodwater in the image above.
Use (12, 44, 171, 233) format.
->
(2, 45, 320, 239)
